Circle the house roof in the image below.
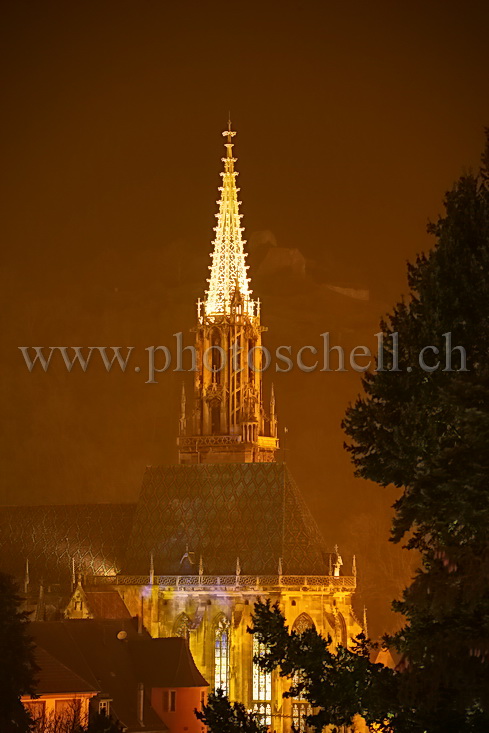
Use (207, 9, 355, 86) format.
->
(33, 646, 98, 695)
(83, 589, 132, 619)
(29, 619, 207, 732)
(124, 463, 330, 575)
(128, 637, 208, 688)
(30, 619, 166, 731)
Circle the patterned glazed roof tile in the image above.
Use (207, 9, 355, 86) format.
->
(1, 464, 330, 582)
(123, 463, 328, 576)
(0, 504, 135, 584)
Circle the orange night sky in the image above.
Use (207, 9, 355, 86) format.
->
(2, 0, 489, 634)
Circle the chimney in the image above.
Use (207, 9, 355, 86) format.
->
(137, 682, 144, 727)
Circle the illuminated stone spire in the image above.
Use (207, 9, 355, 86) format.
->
(204, 120, 254, 317)
(178, 124, 279, 464)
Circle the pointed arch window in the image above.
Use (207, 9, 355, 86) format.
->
(291, 671, 313, 732)
(211, 329, 222, 385)
(337, 612, 348, 647)
(291, 702, 313, 732)
(253, 702, 272, 726)
(173, 613, 191, 640)
(210, 399, 221, 434)
(290, 615, 315, 732)
(214, 615, 230, 694)
(252, 635, 272, 725)
(292, 613, 315, 635)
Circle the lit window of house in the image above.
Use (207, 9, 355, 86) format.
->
(98, 699, 110, 716)
(162, 690, 177, 712)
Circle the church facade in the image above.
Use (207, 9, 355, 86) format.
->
(87, 124, 361, 732)
(0, 124, 362, 733)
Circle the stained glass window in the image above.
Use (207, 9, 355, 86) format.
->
(214, 615, 230, 694)
(291, 702, 313, 732)
(291, 661, 313, 733)
(253, 702, 272, 726)
(252, 635, 272, 702)
(173, 612, 191, 639)
(292, 612, 314, 634)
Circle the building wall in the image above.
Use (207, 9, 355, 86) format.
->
(151, 686, 207, 733)
(64, 586, 91, 618)
(22, 692, 94, 727)
(117, 582, 360, 733)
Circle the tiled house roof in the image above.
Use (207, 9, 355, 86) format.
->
(30, 619, 189, 732)
(33, 646, 98, 695)
(84, 589, 132, 619)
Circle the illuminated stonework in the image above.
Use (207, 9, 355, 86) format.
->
(253, 635, 272, 724)
(111, 127, 361, 733)
(214, 615, 230, 695)
(19, 125, 363, 733)
(178, 124, 279, 464)
(205, 122, 254, 318)
(96, 572, 361, 733)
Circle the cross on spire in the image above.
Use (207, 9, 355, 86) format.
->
(223, 115, 236, 145)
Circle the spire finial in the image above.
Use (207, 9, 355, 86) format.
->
(363, 606, 369, 638)
(149, 552, 154, 585)
(223, 114, 236, 146)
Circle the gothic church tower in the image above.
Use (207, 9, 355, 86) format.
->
(83, 124, 361, 733)
(178, 123, 279, 464)
(2, 123, 362, 733)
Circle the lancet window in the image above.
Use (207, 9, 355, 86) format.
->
(214, 615, 230, 694)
